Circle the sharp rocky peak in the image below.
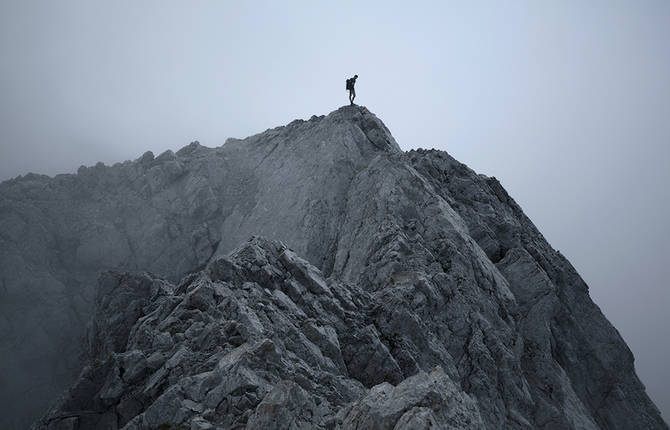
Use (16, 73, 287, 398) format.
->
(0, 107, 666, 430)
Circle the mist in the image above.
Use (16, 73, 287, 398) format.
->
(1, 0, 669, 421)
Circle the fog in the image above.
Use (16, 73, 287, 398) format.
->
(1, 0, 668, 420)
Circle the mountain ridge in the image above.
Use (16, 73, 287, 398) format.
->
(0, 105, 666, 429)
(0, 105, 404, 429)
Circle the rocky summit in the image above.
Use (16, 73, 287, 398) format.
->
(0, 105, 665, 429)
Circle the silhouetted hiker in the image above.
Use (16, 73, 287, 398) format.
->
(346, 75, 358, 105)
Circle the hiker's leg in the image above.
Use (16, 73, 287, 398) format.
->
(351, 89, 356, 104)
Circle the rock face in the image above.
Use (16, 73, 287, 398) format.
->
(32, 238, 486, 430)
(0, 105, 666, 429)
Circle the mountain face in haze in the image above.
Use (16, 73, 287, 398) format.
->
(0, 106, 665, 429)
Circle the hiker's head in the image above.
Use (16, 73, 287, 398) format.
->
(354, 75, 358, 79)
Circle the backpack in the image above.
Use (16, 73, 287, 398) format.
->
(346, 78, 352, 91)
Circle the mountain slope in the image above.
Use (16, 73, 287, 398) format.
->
(0, 105, 665, 429)
(0, 106, 398, 429)
(33, 238, 487, 429)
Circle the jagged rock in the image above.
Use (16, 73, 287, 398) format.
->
(0, 105, 666, 429)
(31, 238, 489, 430)
(245, 380, 318, 430)
(340, 367, 485, 430)
(31, 238, 367, 429)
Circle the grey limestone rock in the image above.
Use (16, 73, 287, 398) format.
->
(339, 366, 485, 430)
(0, 105, 666, 429)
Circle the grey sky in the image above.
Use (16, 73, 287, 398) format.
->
(1, 0, 669, 420)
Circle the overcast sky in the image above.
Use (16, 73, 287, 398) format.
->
(1, 0, 669, 420)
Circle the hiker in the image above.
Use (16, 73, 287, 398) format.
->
(346, 75, 358, 105)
